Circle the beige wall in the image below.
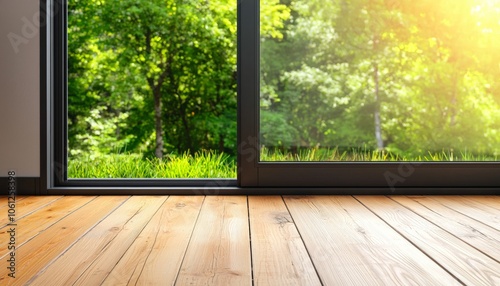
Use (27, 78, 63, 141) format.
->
(0, 0, 40, 177)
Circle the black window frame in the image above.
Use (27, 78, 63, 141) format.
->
(41, 0, 500, 194)
(43, 0, 237, 194)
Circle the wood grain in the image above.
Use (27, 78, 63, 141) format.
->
(392, 195, 500, 262)
(0, 196, 129, 285)
(430, 196, 500, 231)
(0, 195, 497, 285)
(175, 196, 252, 286)
(460, 196, 500, 210)
(249, 196, 321, 286)
(0, 196, 63, 227)
(0, 196, 96, 259)
(0, 196, 27, 210)
(285, 195, 461, 286)
(359, 195, 500, 285)
(28, 196, 166, 286)
(102, 196, 204, 285)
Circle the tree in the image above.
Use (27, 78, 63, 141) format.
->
(260, 0, 500, 158)
(69, 0, 291, 159)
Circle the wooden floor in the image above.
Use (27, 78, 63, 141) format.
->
(0, 195, 499, 285)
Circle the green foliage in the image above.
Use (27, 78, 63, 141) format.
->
(68, 0, 500, 179)
(260, 110, 299, 148)
(260, 0, 500, 158)
(68, 0, 239, 158)
(69, 0, 292, 161)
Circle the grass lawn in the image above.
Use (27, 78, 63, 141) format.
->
(68, 148, 498, 178)
(68, 151, 237, 178)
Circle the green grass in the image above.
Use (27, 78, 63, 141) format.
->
(260, 146, 498, 162)
(68, 151, 237, 178)
(68, 148, 498, 178)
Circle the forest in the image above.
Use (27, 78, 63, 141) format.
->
(68, 0, 500, 178)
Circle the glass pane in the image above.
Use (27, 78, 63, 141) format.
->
(260, 0, 500, 162)
(67, 0, 237, 178)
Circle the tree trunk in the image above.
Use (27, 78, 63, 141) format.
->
(180, 111, 192, 151)
(373, 62, 384, 150)
(219, 134, 225, 153)
(153, 87, 164, 158)
(147, 78, 165, 159)
(145, 30, 164, 159)
(148, 60, 171, 159)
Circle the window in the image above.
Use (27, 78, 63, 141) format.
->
(66, 0, 238, 180)
(43, 0, 500, 193)
(241, 0, 500, 190)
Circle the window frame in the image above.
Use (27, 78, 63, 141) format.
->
(41, 0, 500, 194)
(238, 0, 500, 191)
(43, 0, 237, 194)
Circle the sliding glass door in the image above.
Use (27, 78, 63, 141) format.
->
(239, 0, 500, 188)
(46, 0, 500, 191)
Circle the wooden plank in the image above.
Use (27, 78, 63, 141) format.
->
(102, 196, 204, 285)
(284, 196, 461, 286)
(461, 196, 500, 210)
(28, 196, 166, 286)
(392, 196, 500, 262)
(0, 196, 28, 200)
(0, 196, 63, 227)
(175, 196, 252, 286)
(249, 196, 321, 286)
(0, 196, 27, 210)
(358, 195, 500, 285)
(430, 196, 500, 231)
(0, 196, 129, 285)
(0, 196, 96, 259)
